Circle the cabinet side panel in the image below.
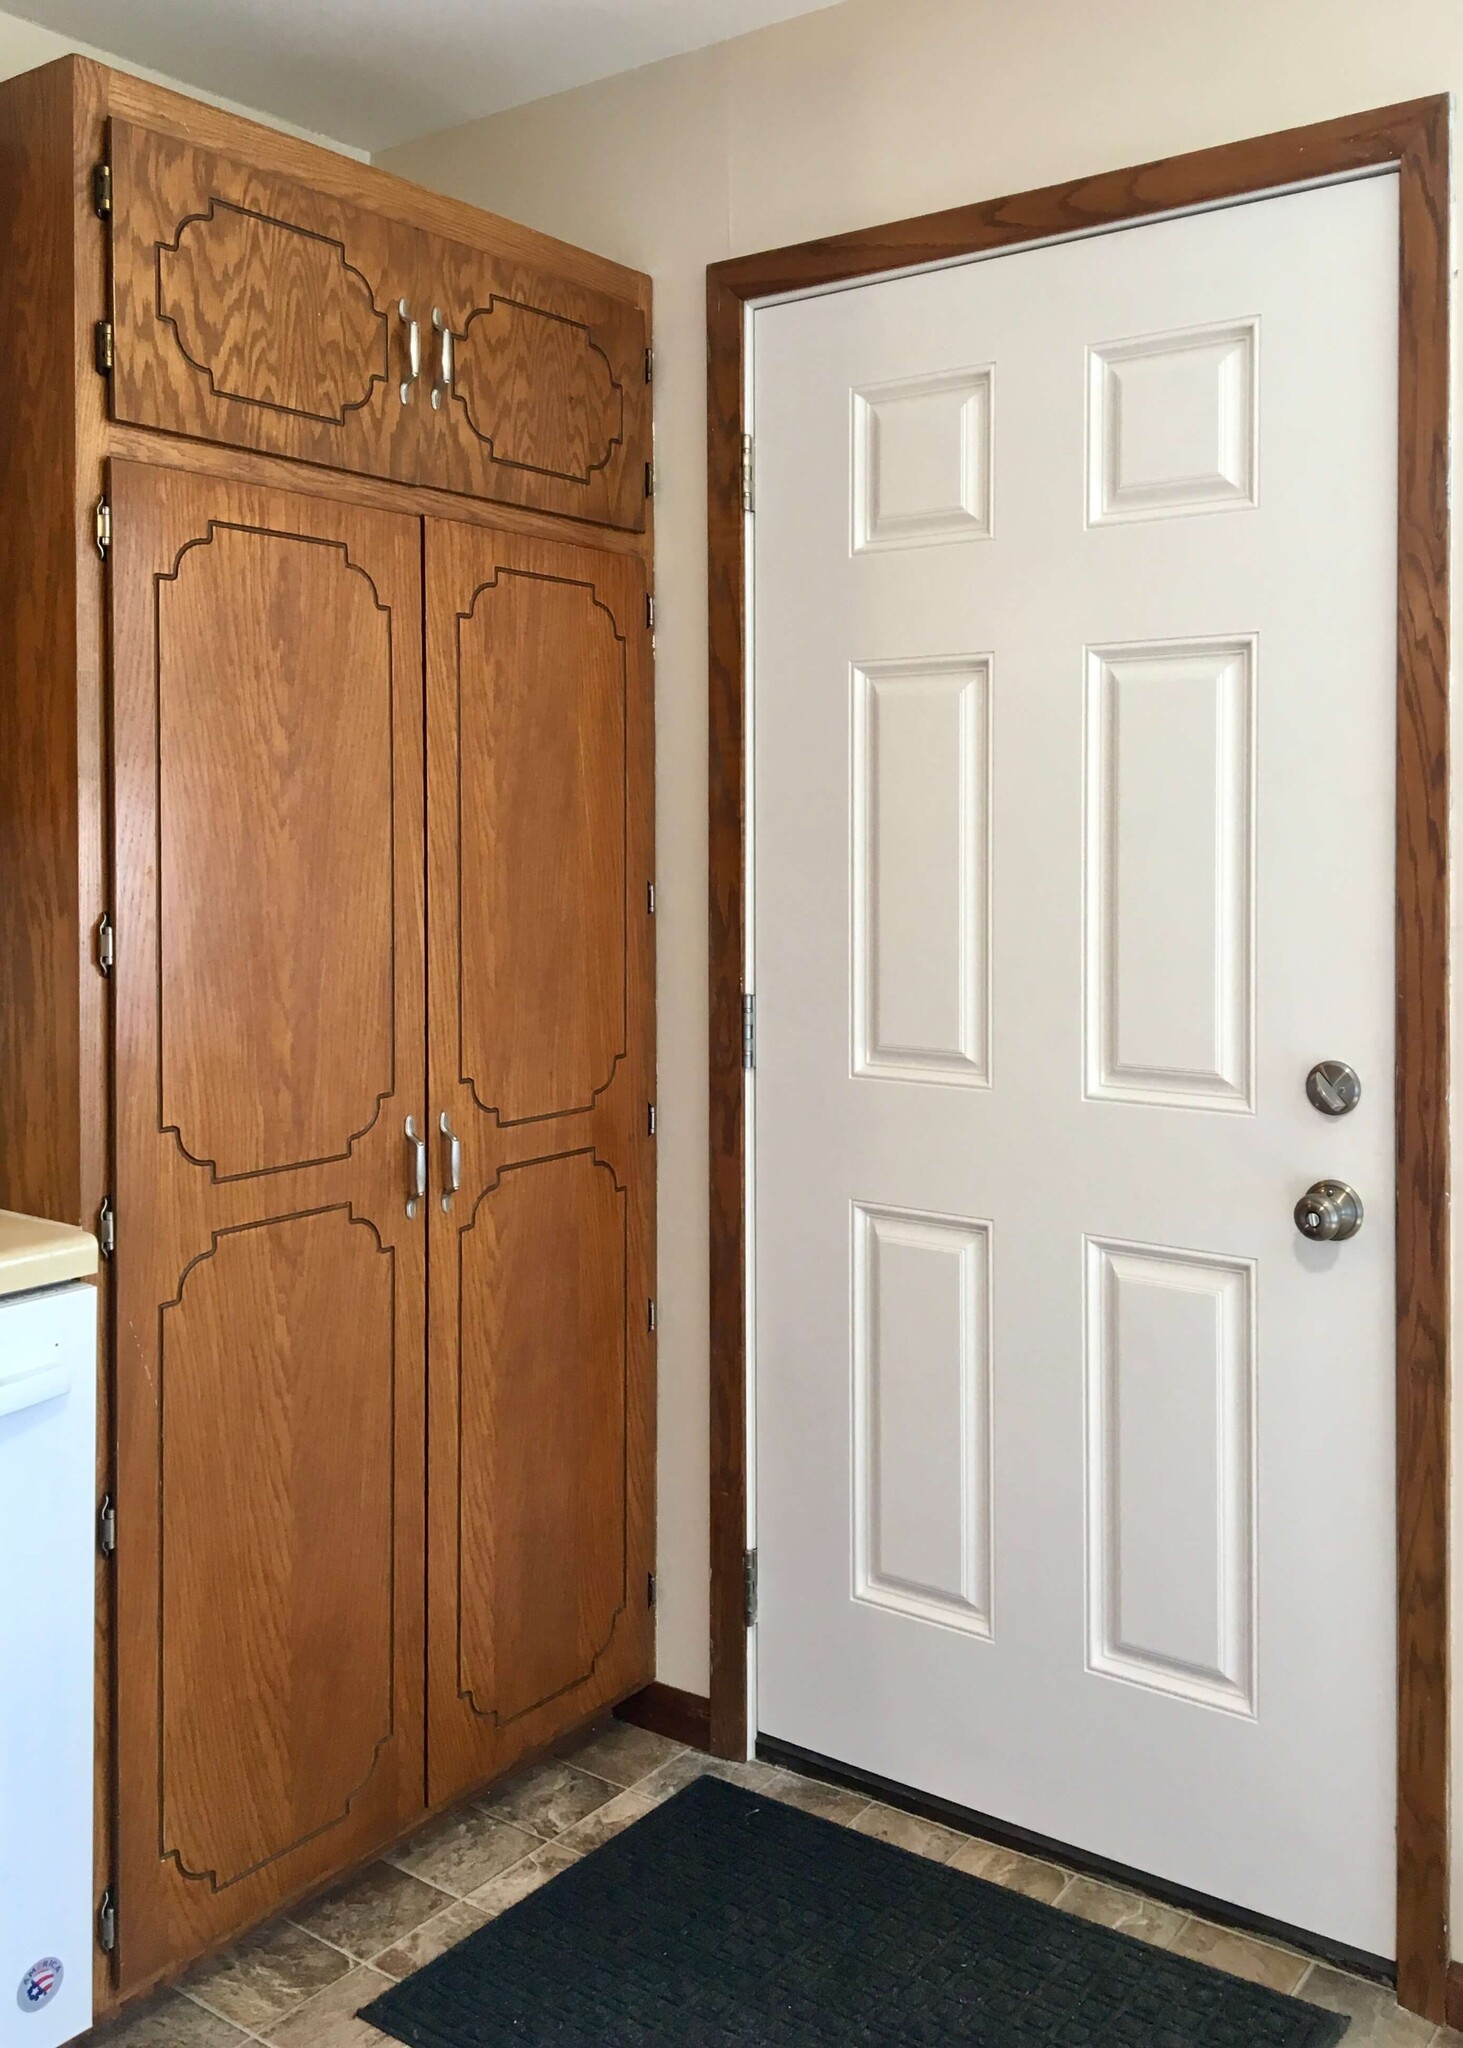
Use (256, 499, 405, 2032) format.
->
(0, 59, 84, 1221)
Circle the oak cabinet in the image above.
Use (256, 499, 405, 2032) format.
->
(0, 56, 655, 2013)
(109, 117, 651, 528)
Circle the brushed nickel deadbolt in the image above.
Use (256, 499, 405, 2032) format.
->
(1306, 1061, 1361, 1116)
(1294, 1180, 1364, 1243)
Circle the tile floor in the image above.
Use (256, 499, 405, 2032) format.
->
(81, 1721, 1463, 2048)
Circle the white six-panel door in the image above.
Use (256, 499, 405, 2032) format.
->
(751, 174, 1398, 1954)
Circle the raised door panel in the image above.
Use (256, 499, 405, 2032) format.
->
(109, 120, 420, 481)
(425, 520, 655, 1803)
(110, 462, 427, 1991)
(422, 237, 650, 530)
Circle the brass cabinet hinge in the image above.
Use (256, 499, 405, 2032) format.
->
(744, 1548, 759, 1627)
(98, 1493, 116, 1559)
(97, 1886, 117, 1955)
(92, 160, 112, 217)
(94, 497, 111, 559)
(94, 319, 114, 376)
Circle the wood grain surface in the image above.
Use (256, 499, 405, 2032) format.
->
(110, 461, 428, 1994)
(424, 517, 656, 1806)
(110, 115, 648, 529)
(425, 234, 649, 530)
(110, 118, 423, 482)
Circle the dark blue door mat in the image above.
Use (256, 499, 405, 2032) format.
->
(359, 1775, 1348, 2046)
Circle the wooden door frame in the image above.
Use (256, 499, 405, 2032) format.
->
(706, 99, 1451, 2018)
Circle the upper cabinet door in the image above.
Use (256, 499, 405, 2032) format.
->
(109, 119, 420, 479)
(418, 236, 651, 530)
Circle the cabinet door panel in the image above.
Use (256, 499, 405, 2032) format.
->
(111, 462, 427, 1992)
(426, 521, 655, 1804)
(423, 240, 650, 531)
(110, 121, 420, 480)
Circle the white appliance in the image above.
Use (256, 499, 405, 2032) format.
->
(0, 1214, 98, 2048)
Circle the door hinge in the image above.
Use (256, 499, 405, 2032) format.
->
(96, 1886, 117, 1955)
(647, 882, 656, 916)
(98, 1493, 116, 1560)
(94, 496, 112, 559)
(647, 1102, 657, 1137)
(647, 1571, 657, 1608)
(92, 160, 112, 217)
(98, 1196, 115, 1260)
(744, 1548, 759, 1627)
(645, 593, 655, 631)
(96, 911, 114, 975)
(741, 432, 755, 514)
(647, 1298, 657, 1333)
(644, 459, 655, 499)
(94, 319, 114, 376)
(742, 992, 756, 1071)
(644, 346, 654, 384)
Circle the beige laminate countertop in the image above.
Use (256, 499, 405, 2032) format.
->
(0, 1210, 99, 1298)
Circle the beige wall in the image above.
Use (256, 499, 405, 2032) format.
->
(0, 5, 362, 152)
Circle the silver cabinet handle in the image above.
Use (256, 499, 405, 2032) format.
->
(398, 299, 421, 402)
(431, 307, 453, 409)
(405, 1115, 427, 1217)
(439, 1110, 462, 1211)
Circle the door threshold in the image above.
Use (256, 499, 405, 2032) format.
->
(756, 1735, 1393, 1988)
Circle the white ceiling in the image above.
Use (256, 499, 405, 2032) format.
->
(13, 0, 843, 151)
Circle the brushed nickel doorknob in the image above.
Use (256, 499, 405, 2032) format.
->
(1294, 1180, 1364, 1243)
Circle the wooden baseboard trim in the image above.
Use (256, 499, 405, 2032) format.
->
(616, 1682, 712, 1751)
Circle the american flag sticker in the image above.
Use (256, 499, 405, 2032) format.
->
(16, 1958, 63, 2013)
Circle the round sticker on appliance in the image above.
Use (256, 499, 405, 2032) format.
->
(17, 1959, 63, 2013)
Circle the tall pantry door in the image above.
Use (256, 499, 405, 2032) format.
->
(110, 463, 428, 1990)
(424, 519, 656, 1806)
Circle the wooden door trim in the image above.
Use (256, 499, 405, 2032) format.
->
(706, 99, 1451, 2017)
